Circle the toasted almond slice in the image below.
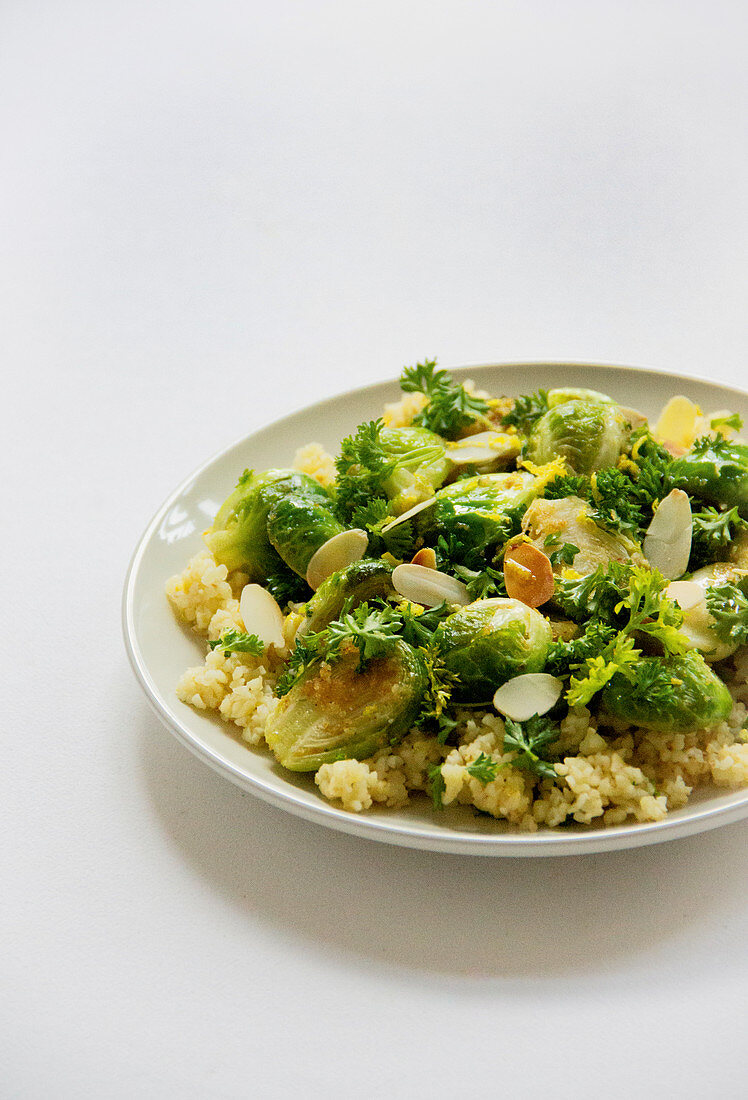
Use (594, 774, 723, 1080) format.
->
(665, 580, 705, 612)
(643, 489, 692, 580)
(411, 547, 437, 569)
(305, 528, 369, 590)
(503, 543, 555, 607)
(392, 563, 470, 607)
(239, 584, 285, 649)
(380, 497, 437, 532)
(493, 673, 564, 722)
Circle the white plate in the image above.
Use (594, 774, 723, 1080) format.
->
(123, 362, 748, 856)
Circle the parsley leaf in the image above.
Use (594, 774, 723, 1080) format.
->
(710, 413, 743, 433)
(502, 716, 560, 780)
(324, 600, 403, 670)
(400, 359, 489, 439)
(466, 753, 500, 784)
(208, 630, 265, 656)
(689, 506, 747, 570)
(589, 468, 644, 536)
(428, 763, 446, 809)
(542, 474, 589, 501)
(546, 620, 617, 677)
(706, 582, 748, 645)
(500, 390, 550, 433)
(334, 419, 396, 521)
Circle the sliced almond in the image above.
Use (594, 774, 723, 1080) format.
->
(411, 547, 437, 569)
(493, 673, 564, 722)
(239, 584, 285, 650)
(643, 489, 692, 580)
(503, 543, 555, 607)
(665, 580, 705, 612)
(380, 496, 437, 533)
(305, 529, 369, 591)
(392, 563, 470, 607)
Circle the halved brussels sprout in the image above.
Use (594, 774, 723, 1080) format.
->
(265, 641, 427, 771)
(424, 470, 538, 556)
(669, 439, 748, 515)
(436, 597, 553, 703)
(379, 426, 450, 514)
(300, 559, 396, 635)
(601, 650, 732, 733)
(526, 399, 628, 475)
(205, 469, 331, 579)
(547, 387, 615, 408)
(522, 495, 644, 575)
(677, 562, 748, 661)
(267, 495, 344, 578)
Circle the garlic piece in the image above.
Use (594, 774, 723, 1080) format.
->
(493, 673, 564, 722)
(392, 563, 471, 608)
(305, 529, 369, 590)
(643, 489, 692, 580)
(239, 584, 285, 650)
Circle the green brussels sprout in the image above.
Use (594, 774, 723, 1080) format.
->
(526, 399, 628, 475)
(379, 426, 450, 514)
(424, 471, 539, 556)
(436, 597, 553, 703)
(300, 560, 396, 635)
(669, 438, 748, 515)
(522, 495, 644, 576)
(267, 494, 344, 578)
(601, 650, 732, 734)
(205, 469, 331, 579)
(265, 641, 428, 771)
(547, 387, 615, 408)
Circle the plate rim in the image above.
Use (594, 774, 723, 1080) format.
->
(122, 360, 748, 856)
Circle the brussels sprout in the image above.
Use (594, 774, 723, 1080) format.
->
(265, 641, 428, 771)
(436, 597, 553, 703)
(379, 426, 450, 514)
(424, 471, 539, 557)
(601, 650, 732, 733)
(526, 399, 628, 475)
(267, 495, 344, 578)
(300, 559, 396, 635)
(205, 468, 331, 578)
(677, 563, 748, 661)
(547, 387, 615, 408)
(522, 495, 644, 576)
(669, 438, 748, 515)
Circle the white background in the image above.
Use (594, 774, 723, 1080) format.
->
(3, 1, 748, 1096)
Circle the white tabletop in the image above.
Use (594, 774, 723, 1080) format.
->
(3, 2, 748, 1096)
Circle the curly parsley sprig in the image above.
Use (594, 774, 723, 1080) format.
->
(400, 359, 489, 439)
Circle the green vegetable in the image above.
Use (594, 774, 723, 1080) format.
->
(689, 506, 748, 570)
(710, 413, 743, 433)
(335, 419, 449, 520)
(265, 640, 428, 771)
(300, 559, 396, 636)
(705, 580, 748, 646)
(266, 494, 344, 578)
(208, 630, 265, 656)
(523, 496, 642, 577)
(206, 468, 330, 579)
(502, 715, 560, 780)
(669, 437, 748, 514)
(400, 359, 489, 439)
(547, 386, 615, 408)
(466, 753, 501, 784)
(602, 651, 733, 733)
(500, 390, 550, 433)
(526, 399, 628, 475)
(546, 620, 617, 677)
(427, 470, 538, 564)
(435, 598, 553, 703)
(265, 568, 311, 608)
(428, 763, 447, 809)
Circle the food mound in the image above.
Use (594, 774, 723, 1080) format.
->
(166, 363, 748, 830)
